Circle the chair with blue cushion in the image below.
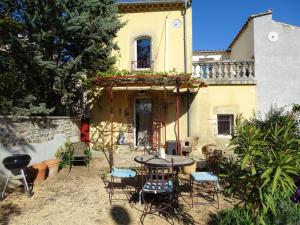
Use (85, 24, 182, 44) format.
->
(190, 152, 221, 208)
(140, 157, 175, 225)
(108, 167, 137, 204)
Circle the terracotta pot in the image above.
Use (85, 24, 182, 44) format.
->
(183, 162, 197, 175)
(43, 159, 60, 177)
(28, 162, 47, 182)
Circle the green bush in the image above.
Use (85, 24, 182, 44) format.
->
(263, 199, 300, 225)
(221, 108, 300, 223)
(209, 207, 253, 225)
(55, 139, 74, 168)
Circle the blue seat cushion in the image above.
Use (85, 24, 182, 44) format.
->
(191, 172, 218, 182)
(143, 180, 173, 193)
(111, 167, 136, 178)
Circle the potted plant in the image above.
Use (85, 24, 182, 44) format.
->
(183, 154, 202, 175)
(27, 162, 48, 183)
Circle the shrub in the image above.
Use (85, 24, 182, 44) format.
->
(55, 139, 74, 168)
(221, 108, 300, 223)
(263, 199, 300, 225)
(209, 207, 253, 225)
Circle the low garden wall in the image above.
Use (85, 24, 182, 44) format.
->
(0, 116, 81, 177)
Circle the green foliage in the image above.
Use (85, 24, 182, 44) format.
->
(221, 108, 300, 222)
(0, 0, 122, 115)
(263, 199, 300, 225)
(94, 68, 191, 78)
(209, 207, 254, 225)
(209, 199, 300, 225)
(55, 139, 74, 168)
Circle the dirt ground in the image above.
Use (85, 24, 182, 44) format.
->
(0, 157, 235, 225)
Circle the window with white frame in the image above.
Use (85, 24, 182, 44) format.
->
(135, 37, 151, 69)
(217, 114, 234, 135)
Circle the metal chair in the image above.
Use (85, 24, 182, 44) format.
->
(108, 167, 137, 204)
(69, 142, 91, 172)
(190, 150, 221, 208)
(140, 157, 176, 225)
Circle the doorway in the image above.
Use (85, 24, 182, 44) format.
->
(135, 98, 153, 146)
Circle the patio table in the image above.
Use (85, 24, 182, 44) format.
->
(134, 155, 194, 167)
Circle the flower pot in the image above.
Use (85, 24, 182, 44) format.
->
(43, 159, 60, 178)
(183, 162, 197, 175)
(28, 162, 47, 182)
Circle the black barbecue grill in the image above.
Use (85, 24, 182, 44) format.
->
(1, 154, 32, 199)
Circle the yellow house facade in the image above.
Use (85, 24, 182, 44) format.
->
(90, 0, 257, 154)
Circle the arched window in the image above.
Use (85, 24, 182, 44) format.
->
(136, 37, 151, 69)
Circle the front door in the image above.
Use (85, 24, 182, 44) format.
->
(135, 98, 153, 146)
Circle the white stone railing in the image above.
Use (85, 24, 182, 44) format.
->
(192, 60, 255, 84)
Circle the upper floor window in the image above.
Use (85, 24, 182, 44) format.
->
(217, 114, 234, 135)
(136, 37, 151, 69)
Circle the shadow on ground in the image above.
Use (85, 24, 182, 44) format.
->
(110, 205, 132, 225)
(0, 203, 22, 225)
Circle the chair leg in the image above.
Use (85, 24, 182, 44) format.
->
(190, 175, 194, 208)
(1, 171, 11, 199)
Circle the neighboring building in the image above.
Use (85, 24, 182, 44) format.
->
(90, 0, 257, 153)
(193, 10, 300, 116)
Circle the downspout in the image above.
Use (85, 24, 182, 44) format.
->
(183, 0, 191, 137)
(164, 16, 168, 73)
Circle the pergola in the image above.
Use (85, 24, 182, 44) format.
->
(93, 75, 204, 172)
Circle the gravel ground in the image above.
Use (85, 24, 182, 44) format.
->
(0, 157, 235, 225)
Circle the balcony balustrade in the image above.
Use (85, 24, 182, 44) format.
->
(192, 60, 255, 84)
(131, 60, 154, 71)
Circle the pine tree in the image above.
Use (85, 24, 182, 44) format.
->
(0, 0, 122, 115)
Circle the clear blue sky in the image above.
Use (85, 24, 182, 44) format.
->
(192, 0, 300, 50)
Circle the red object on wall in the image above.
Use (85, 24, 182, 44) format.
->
(81, 118, 90, 144)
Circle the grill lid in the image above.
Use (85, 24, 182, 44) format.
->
(3, 154, 31, 171)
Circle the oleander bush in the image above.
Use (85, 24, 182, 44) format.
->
(221, 108, 300, 224)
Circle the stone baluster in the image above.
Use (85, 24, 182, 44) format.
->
(217, 63, 222, 78)
(199, 64, 203, 79)
(229, 62, 235, 77)
(192, 64, 197, 77)
(211, 64, 216, 79)
(241, 62, 246, 78)
(235, 62, 240, 78)
(248, 62, 253, 77)
(223, 62, 228, 78)
(205, 63, 210, 79)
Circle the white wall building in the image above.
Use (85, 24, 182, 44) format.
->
(193, 10, 300, 115)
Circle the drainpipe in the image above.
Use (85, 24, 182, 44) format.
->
(183, 0, 191, 137)
(164, 16, 168, 73)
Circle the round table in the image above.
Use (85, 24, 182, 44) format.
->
(134, 155, 194, 167)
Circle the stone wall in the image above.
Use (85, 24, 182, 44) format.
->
(0, 116, 80, 147)
(0, 116, 81, 177)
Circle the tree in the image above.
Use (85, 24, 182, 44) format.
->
(0, 0, 122, 115)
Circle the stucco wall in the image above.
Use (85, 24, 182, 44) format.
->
(230, 20, 255, 60)
(0, 116, 80, 177)
(253, 15, 300, 115)
(89, 90, 189, 149)
(115, 7, 192, 73)
(190, 85, 257, 150)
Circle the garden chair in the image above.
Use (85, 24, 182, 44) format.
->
(108, 167, 137, 204)
(190, 150, 222, 208)
(69, 142, 91, 173)
(140, 157, 176, 225)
